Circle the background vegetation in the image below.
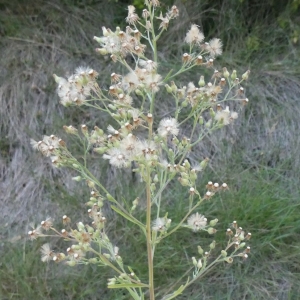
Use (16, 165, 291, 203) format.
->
(0, 0, 300, 299)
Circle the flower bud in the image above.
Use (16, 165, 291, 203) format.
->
(66, 260, 77, 266)
(192, 257, 197, 266)
(108, 104, 116, 110)
(198, 75, 205, 87)
(209, 240, 216, 249)
(63, 125, 78, 135)
(197, 259, 202, 269)
(205, 119, 212, 128)
(181, 100, 188, 107)
(135, 89, 143, 96)
(165, 84, 172, 93)
(221, 250, 227, 257)
(242, 70, 250, 81)
(198, 246, 204, 255)
(209, 218, 218, 226)
(207, 227, 217, 234)
(178, 177, 189, 186)
(224, 257, 233, 263)
(239, 242, 246, 249)
(77, 222, 85, 231)
(72, 176, 82, 182)
(170, 81, 177, 93)
(199, 158, 209, 170)
(231, 70, 237, 81)
(223, 67, 230, 78)
(89, 258, 98, 264)
(95, 48, 108, 55)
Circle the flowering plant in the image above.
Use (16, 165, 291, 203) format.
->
(29, 1, 251, 299)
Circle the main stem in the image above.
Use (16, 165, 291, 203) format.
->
(146, 167, 155, 300)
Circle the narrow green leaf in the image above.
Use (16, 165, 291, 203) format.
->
(108, 283, 148, 289)
(111, 205, 145, 232)
(161, 278, 190, 300)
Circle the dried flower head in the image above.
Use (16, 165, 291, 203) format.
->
(158, 117, 179, 137)
(207, 38, 223, 57)
(152, 218, 166, 231)
(41, 243, 54, 262)
(187, 213, 207, 232)
(156, 13, 169, 30)
(215, 106, 238, 125)
(41, 217, 53, 231)
(103, 148, 129, 168)
(126, 5, 139, 25)
(185, 24, 204, 45)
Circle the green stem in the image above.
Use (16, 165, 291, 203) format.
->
(146, 166, 155, 300)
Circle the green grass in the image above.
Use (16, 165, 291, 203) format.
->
(1, 168, 300, 299)
(0, 0, 300, 299)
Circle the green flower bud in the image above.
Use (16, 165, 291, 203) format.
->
(231, 70, 237, 81)
(150, 183, 156, 192)
(89, 258, 98, 264)
(63, 125, 78, 135)
(221, 250, 227, 257)
(94, 147, 108, 154)
(96, 48, 108, 55)
(135, 89, 143, 96)
(207, 227, 217, 234)
(192, 256, 197, 266)
(198, 246, 204, 255)
(72, 176, 82, 182)
(199, 157, 209, 171)
(86, 226, 94, 234)
(171, 81, 178, 93)
(209, 218, 218, 226)
(181, 100, 188, 107)
(77, 222, 85, 231)
(209, 240, 216, 250)
(197, 259, 202, 269)
(178, 177, 189, 186)
(93, 36, 105, 44)
(94, 126, 104, 136)
(183, 159, 190, 169)
(199, 116, 204, 125)
(86, 180, 95, 189)
(165, 84, 172, 93)
(224, 257, 233, 263)
(198, 75, 205, 87)
(107, 278, 116, 285)
(242, 70, 250, 81)
(239, 242, 246, 249)
(53, 74, 64, 84)
(223, 67, 230, 78)
(190, 170, 197, 181)
(205, 119, 212, 128)
(209, 108, 215, 118)
(66, 260, 77, 266)
(106, 194, 115, 202)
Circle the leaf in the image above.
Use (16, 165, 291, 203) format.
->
(110, 205, 146, 233)
(160, 278, 190, 300)
(107, 283, 148, 289)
